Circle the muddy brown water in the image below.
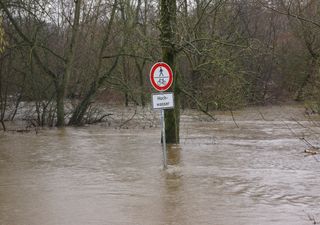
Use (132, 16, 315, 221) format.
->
(1, 106, 320, 225)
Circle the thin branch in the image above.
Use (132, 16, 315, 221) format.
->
(281, 120, 320, 161)
(0, 0, 57, 79)
(259, 1, 320, 28)
(36, 44, 66, 62)
(179, 87, 216, 120)
(176, 37, 249, 53)
(257, 109, 267, 121)
(192, 0, 215, 32)
(103, 53, 153, 61)
(291, 117, 320, 135)
(230, 110, 239, 128)
(119, 109, 137, 128)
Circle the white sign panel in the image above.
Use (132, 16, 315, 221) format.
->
(152, 92, 174, 109)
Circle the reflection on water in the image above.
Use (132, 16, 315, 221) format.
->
(167, 145, 181, 166)
(161, 145, 185, 225)
(1, 106, 320, 225)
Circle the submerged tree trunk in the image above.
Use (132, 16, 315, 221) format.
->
(0, 62, 6, 131)
(56, 88, 64, 126)
(68, 82, 97, 125)
(56, 0, 82, 127)
(160, 0, 180, 144)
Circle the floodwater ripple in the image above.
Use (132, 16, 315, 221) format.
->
(1, 106, 320, 225)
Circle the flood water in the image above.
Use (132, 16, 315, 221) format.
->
(1, 106, 320, 225)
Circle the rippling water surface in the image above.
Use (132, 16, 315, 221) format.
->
(1, 106, 320, 225)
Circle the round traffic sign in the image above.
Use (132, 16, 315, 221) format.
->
(149, 62, 173, 92)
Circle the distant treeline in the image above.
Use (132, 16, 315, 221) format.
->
(0, 0, 320, 128)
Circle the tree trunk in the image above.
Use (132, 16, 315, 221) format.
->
(68, 83, 96, 125)
(56, 0, 82, 127)
(68, 0, 118, 125)
(68, 57, 119, 125)
(160, 0, 180, 144)
(56, 85, 65, 126)
(136, 60, 146, 107)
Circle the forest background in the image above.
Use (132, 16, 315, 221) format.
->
(0, 0, 320, 131)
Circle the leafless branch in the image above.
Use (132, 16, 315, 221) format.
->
(259, 1, 320, 28)
(180, 87, 216, 120)
(119, 109, 137, 128)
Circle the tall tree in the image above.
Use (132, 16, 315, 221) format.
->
(0, 0, 82, 127)
(68, 0, 118, 125)
(56, 0, 82, 126)
(160, 0, 180, 143)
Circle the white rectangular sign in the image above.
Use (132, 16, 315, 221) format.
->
(152, 92, 174, 109)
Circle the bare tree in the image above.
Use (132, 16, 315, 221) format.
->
(0, 0, 82, 127)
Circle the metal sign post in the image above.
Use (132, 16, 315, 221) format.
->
(160, 108, 167, 169)
(149, 62, 174, 170)
(152, 92, 174, 169)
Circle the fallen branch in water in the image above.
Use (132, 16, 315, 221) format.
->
(257, 109, 267, 121)
(300, 137, 315, 149)
(304, 147, 320, 155)
(282, 120, 320, 162)
(119, 109, 137, 129)
(306, 211, 319, 224)
(303, 144, 320, 162)
(179, 88, 216, 121)
(6, 129, 31, 133)
(230, 110, 239, 128)
(291, 117, 320, 135)
(87, 113, 113, 124)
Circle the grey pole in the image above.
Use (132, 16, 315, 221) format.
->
(161, 109, 167, 169)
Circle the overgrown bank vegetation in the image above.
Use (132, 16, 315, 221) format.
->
(0, 0, 320, 130)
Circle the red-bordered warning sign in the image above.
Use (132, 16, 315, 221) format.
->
(150, 62, 173, 92)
